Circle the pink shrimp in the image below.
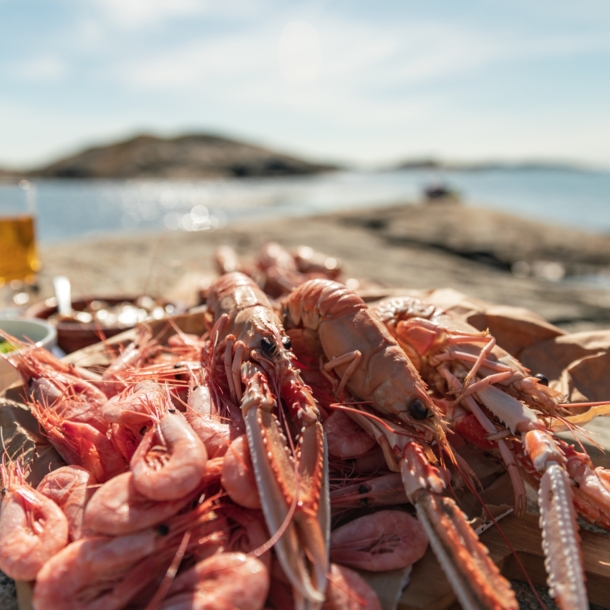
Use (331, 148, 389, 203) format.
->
(322, 564, 382, 610)
(330, 473, 408, 509)
(223, 505, 271, 570)
(185, 370, 239, 458)
(323, 409, 376, 459)
(330, 510, 428, 572)
(30, 400, 127, 482)
(0, 460, 69, 581)
(37, 465, 97, 541)
(99, 326, 158, 397)
(158, 552, 270, 610)
(28, 377, 109, 433)
(35, 495, 225, 609)
(8, 346, 108, 409)
(33, 529, 171, 610)
(221, 435, 262, 509)
(130, 407, 208, 501)
(84, 471, 199, 536)
(102, 381, 166, 430)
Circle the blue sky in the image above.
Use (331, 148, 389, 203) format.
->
(1, 0, 609, 168)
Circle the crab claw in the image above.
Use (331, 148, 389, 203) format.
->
(240, 362, 329, 607)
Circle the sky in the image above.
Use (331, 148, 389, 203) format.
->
(1, 0, 609, 169)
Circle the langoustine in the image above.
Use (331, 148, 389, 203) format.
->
(283, 279, 519, 610)
(372, 294, 610, 609)
(205, 271, 330, 605)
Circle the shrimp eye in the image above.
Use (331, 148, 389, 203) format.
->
(409, 398, 430, 420)
(157, 524, 170, 536)
(535, 373, 549, 386)
(261, 336, 278, 357)
(282, 336, 292, 350)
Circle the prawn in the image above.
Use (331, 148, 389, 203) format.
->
(130, 400, 208, 502)
(0, 459, 69, 581)
(373, 294, 609, 609)
(329, 510, 428, 572)
(29, 398, 127, 482)
(37, 465, 97, 541)
(206, 271, 329, 604)
(322, 564, 381, 610)
(221, 435, 261, 509)
(84, 471, 200, 536)
(158, 552, 270, 610)
(283, 279, 518, 610)
(35, 496, 223, 610)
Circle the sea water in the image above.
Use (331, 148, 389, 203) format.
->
(0, 168, 609, 244)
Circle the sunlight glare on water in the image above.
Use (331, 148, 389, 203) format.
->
(1, 168, 609, 244)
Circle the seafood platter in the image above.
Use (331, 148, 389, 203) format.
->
(1, 241, 610, 610)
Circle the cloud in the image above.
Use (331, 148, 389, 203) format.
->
(94, 0, 258, 29)
(7, 57, 68, 82)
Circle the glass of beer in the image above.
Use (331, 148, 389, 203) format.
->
(0, 180, 40, 308)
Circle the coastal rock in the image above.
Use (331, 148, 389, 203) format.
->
(21, 134, 338, 179)
(339, 202, 610, 274)
(34, 202, 610, 332)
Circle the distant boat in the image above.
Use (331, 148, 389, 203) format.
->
(423, 181, 460, 202)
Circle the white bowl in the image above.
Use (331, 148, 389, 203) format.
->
(0, 317, 57, 392)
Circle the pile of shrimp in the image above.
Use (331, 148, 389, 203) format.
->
(211, 242, 347, 299)
(0, 248, 428, 610)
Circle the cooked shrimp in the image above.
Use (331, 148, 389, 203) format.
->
(159, 552, 270, 610)
(8, 346, 108, 404)
(224, 505, 271, 570)
(185, 371, 237, 458)
(221, 436, 261, 509)
(100, 326, 158, 397)
(130, 408, 208, 501)
(329, 510, 428, 572)
(37, 465, 97, 541)
(322, 564, 382, 610)
(330, 473, 408, 509)
(29, 401, 127, 482)
(102, 381, 165, 430)
(38, 493, 225, 610)
(33, 529, 167, 610)
(28, 378, 108, 433)
(0, 461, 69, 581)
(84, 471, 197, 536)
(323, 409, 376, 459)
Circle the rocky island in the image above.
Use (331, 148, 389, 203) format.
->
(2, 133, 338, 180)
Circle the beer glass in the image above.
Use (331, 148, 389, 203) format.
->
(0, 180, 40, 308)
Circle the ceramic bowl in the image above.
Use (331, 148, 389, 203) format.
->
(26, 295, 176, 354)
(0, 317, 57, 392)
